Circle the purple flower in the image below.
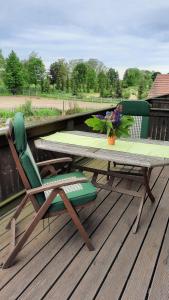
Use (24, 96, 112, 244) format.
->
(95, 114, 105, 120)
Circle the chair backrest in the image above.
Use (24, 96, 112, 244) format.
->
(6, 113, 45, 209)
(119, 100, 150, 139)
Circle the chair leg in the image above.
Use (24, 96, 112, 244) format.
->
(59, 190, 94, 251)
(5, 193, 28, 230)
(2, 191, 57, 269)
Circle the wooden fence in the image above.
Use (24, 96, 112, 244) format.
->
(0, 104, 169, 202)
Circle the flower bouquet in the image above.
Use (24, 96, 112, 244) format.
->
(85, 105, 134, 145)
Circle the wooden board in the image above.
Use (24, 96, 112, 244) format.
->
(0, 161, 169, 300)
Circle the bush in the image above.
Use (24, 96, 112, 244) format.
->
(18, 100, 34, 116)
(65, 101, 87, 115)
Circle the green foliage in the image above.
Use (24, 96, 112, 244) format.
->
(85, 116, 108, 133)
(0, 50, 5, 84)
(138, 80, 144, 99)
(0, 50, 160, 100)
(115, 78, 122, 98)
(50, 59, 68, 91)
(65, 102, 88, 115)
(4, 51, 24, 94)
(152, 71, 161, 81)
(0, 103, 61, 120)
(97, 71, 108, 97)
(123, 68, 143, 87)
(24, 52, 45, 89)
(72, 63, 88, 93)
(85, 114, 134, 138)
(19, 100, 34, 116)
(115, 116, 134, 138)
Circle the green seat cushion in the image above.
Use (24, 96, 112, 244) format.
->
(41, 171, 97, 212)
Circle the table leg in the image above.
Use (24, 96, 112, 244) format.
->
(142, 167, 155, 203)
(133, 189, 146, 233)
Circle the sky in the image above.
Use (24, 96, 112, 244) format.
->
(1, 0, 169, 77)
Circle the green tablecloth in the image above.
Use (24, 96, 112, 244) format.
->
(42, 132, 169, 158)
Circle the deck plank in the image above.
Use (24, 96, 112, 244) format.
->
(44, 167, 162, 300)
(148, 222, 169, 300)
(17, 178, 136, 300)
(94, 167, 165, 300)
(0, 160, 168, 300)
(120, 170, 169, 300)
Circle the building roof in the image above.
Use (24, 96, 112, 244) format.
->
(148, 74, 169, 99)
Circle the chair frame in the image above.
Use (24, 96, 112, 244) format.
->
(2, 120, 94, 269)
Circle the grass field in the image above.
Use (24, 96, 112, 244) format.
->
(0, 96, 114, 128)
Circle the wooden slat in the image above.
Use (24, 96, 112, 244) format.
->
(0, 188, 111, 298)
(0, 162, 169, 300)
(147, 222, 169, 300)
(94, 168, 165, 300)
(120, 172, 169, 299)
(0, 167, 110, 294)
(43, 167, 162, 300)
(15, 179, 137, 300)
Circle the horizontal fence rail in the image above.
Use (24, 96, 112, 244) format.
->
(0, 107, 113, 201)
(0, 103, 169, 202)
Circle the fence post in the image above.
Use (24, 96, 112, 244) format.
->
(62, 100, 65, 116)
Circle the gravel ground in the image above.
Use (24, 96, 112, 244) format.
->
(0, 96, 111, 110)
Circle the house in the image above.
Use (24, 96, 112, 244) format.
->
(147, 74, 169, 108)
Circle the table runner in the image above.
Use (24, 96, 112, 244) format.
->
(42, 132, 169, 158)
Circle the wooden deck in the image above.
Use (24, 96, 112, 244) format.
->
(0, 159, 169, 300)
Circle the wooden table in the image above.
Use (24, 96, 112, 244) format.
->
(35, 131, 169, 232)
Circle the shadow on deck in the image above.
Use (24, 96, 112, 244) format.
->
(0, 159, 169, 300)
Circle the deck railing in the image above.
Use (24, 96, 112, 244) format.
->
(0, 104, 169, 202)
(0, 107, 112, 202)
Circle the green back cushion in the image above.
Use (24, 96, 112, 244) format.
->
(129, 116, 149, 138)
(120, 101, 150, 116)
(119, 101, 150, 138)
(20, 145, 45, 202)
(13, 112, 44, 203)
(13, 112, 27, 152)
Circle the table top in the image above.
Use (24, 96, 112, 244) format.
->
(35, 131, 169, 168)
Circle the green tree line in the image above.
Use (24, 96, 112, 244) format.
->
(0, 50, 161, 99)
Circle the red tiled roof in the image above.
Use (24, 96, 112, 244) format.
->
(148, 74, 169, 99)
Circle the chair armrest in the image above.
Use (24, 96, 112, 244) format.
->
(27, 177, 88, 195)
(36, 157, 72, 167)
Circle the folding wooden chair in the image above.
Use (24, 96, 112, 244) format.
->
(2, 112, 97, 269)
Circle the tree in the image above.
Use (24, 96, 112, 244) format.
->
(86, 66, 97, 92)
(123, 68, 143, 87)
(152, 71, 161, 81)
(4, 50, 24, 94)
(71, 63, 88, 93)
(138, 80, 144, 99)
(107, 69, 119, 97)
(107, 68, 117, 88)
(87, 59, 106, 74)
(97, 71, 108, 97)
(0, 50, 5, 84)
(25, 52, 45, 90)
(115, 78, 122, 98)
(50, 59, 68, 91)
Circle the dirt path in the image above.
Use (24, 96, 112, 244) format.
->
(0, 96, 110, 110)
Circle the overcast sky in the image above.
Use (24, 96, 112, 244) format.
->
(1, 0, 169, 77)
